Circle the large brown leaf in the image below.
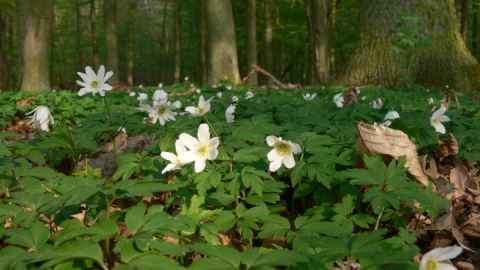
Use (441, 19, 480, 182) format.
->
(357, 122, 429, 185)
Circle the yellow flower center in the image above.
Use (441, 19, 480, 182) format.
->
(426, 259, 438, 270)
(197, 144, 210, 157)
(196, 106, 204, 114)
(274, 141, 291, 156)
(90, 80, 99, 89)
(159, 107, 166, 114)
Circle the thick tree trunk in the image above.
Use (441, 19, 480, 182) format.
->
(158, 0, 168, 83)
(0, 10, 6, 90)
(104, 0, 119, 82)
(309, 0, 330, 84)
(264, 0, 273, 85)
(246, 0, 257, 84)
(460, 0, 469, 42)
(473, 2, 480, 56)
(20, 0, 53, 91)
(330, 0, 338, 76)
(205, 0, 240, 85)
(127, 0, 136, 86)
(338, 0, 480, 91)
(173, 1, 181, 84)
(198, 0, 207, 85)
(90, 0, 99, 69)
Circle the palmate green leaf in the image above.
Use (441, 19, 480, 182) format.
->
(195, 170, 222, 195)
(241, 248, 308, 269)
(233, 147, 265, 163)
(112, 152, 143, 181)
(0, 204, 23, 224)
(29, 240, 104, 269)
(114, 178, 185, 197)
(258, 214, 291, 239)
(125, 203, 147, 234)
(125, 253, 184, 270)
(189, 258, 237, 270)
(53, 219, 118, 246)
(4, 221, 49, 251)
(0, 143, 11, 157)
(0, 246, 27, 270)
(190, 243, 242, 268)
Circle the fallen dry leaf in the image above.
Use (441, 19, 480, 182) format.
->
(357, 122, 429, 185)
(343, 86, 360, 106)
(440, 91, 451, 110)
(16, 96, 35, 107)
(438, 133, 459, 159)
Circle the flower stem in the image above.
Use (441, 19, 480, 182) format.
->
(102, 96, 118, 163)
(374, 210, 384, 231)
(203, 116, 219, 137)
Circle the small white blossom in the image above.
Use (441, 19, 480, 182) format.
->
(245, 90, 254, 100)
(371, 98, 383, 109)
(420, 245, 462, 270)
(179, 124, 219, 173)
(381, 111, 400, 126)
(160, 140, 195, 174)
(226, 85, 233, 91)
(428, 97, 434, 104)
(153, 89, 168, 106)
(129, 92, 136, 97)
(361, 96, 367, 101)
(185, 96, 213, 117)
(76, 65, 113, 96)
(232, 96, 239, 103)
(333, 93, 344, 108)
(158, 83, 163, 88)
(216, 91, 223, 98)
(431, 106, 450, 134)
(225, 104, 236, 123)
(266, 136, 302, 172)
(184, 76, 189, 81)
(303, 93, 316, 101)
(137, 93, 148, 105)
(139, 101, 178, 126)
(26, 106, 54, 132)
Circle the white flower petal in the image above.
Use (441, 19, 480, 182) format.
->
(283, 154, 296, 168)
(266, 136, 278, 147)
(197, 124, 210, 142)
(194, 159, 206, 173)
(179, 133, 198, 150)
(269, 159, 283, 172)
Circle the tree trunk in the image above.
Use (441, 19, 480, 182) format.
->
(20, 0, 53, 91)
(198, 0, 207, 85)
(205, 0, 240, 85)
(264, 0, 273, 85)
(246, 0, 257, 84)
(309, 0, 330, 84)
(330, 0, 338, 76)
(338, 0, 480, 91)
(473, 2, 480, 56)
(460, 0, 469, 42)
(127, 0, 136, 86)
(173, 1, 181, 84)
(0, 12, 6, 90)
(158, 0, 168, 83)
(90, 0, 99, 69)
(104, 0, 119, 82)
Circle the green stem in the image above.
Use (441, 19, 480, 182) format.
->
(203, 116, 219, 137)
(102, 96, 118, 163)
(374, 210, 384, 231)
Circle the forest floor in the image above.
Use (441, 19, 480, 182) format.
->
(1, 85, 480, 269)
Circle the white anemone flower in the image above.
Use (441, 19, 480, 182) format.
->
(185, 95, 213, 117)
(179, 123, 219, 173)
(26, 106, 54, 132)
(225, 104, 236, 123)
(129, 92, 136, 97)
(232, 96, 239, 103)
(160, 140, 195, 174)
(245, 90, 254, 100)
(140, 101, 178, 126)
(137, 93, 148, 105)
(76, 65, 113, 96)
(428, 97, 434, 104)
(153, 89, 168, 106)
(431, 106, 450, 134)
(158, 83, 163, 88)
(371, 98, 383, 109)
(266, 136, 302, 172)
(381, 111, 400, 126)
(420, 245, 462, 270)
(303, 93, 316, 101)
(333, 93, 344, 108)
(216, 91, 223, 98)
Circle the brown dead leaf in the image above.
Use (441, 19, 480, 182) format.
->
(425, 156, 439, 179)
(163, 236, 179, 245)
(438, 133, 459, 159)
(448, 164, 477, 199)
(440, 91, 451, 110)
(218, 232, 231, 246)
(357, 122, 429, 185)
(457, 261, 475, 270)
(16, 96, 35, 107)
(343, 86, 360, 106)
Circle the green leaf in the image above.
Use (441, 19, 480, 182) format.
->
(125, 203, 147, 234)
(5, 221, 49, 251)
(233, 147, 265, 163)
(126, 254, 184, 270)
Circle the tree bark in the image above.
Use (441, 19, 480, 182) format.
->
(20, 0, 53, 91)
(309, 0, 330, 84)
(246, 0, 257, 84)
(337, 0, 480, 91)
(473, 2, 480, 56)
(127, 0, 136, 86)
(330, 0, 338, 76)
(0, 11, 6, 90)
(205, 0, 240, 85)
(198, 0, 207, 85)
(104, 0, 119, 82)
(158, 0, 168, 83)
(90, 0, 99, 69)
(173, 1, 181, 84)
(460, 0, 469, 42)
(264, 0, 273, 85)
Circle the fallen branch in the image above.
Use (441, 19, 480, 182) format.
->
(242, 65, 301, 89)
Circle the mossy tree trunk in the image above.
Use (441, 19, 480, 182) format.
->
(104, 0, 119, 82)
(90, 0, 99, 69)
(20, 0, 53, 91)
(338, 0, 480, 91)
(205, 0, 240, 85)
(264, 0, 273, 85)
(246, 0, 258, 85)
(308, 0, 330, 84)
